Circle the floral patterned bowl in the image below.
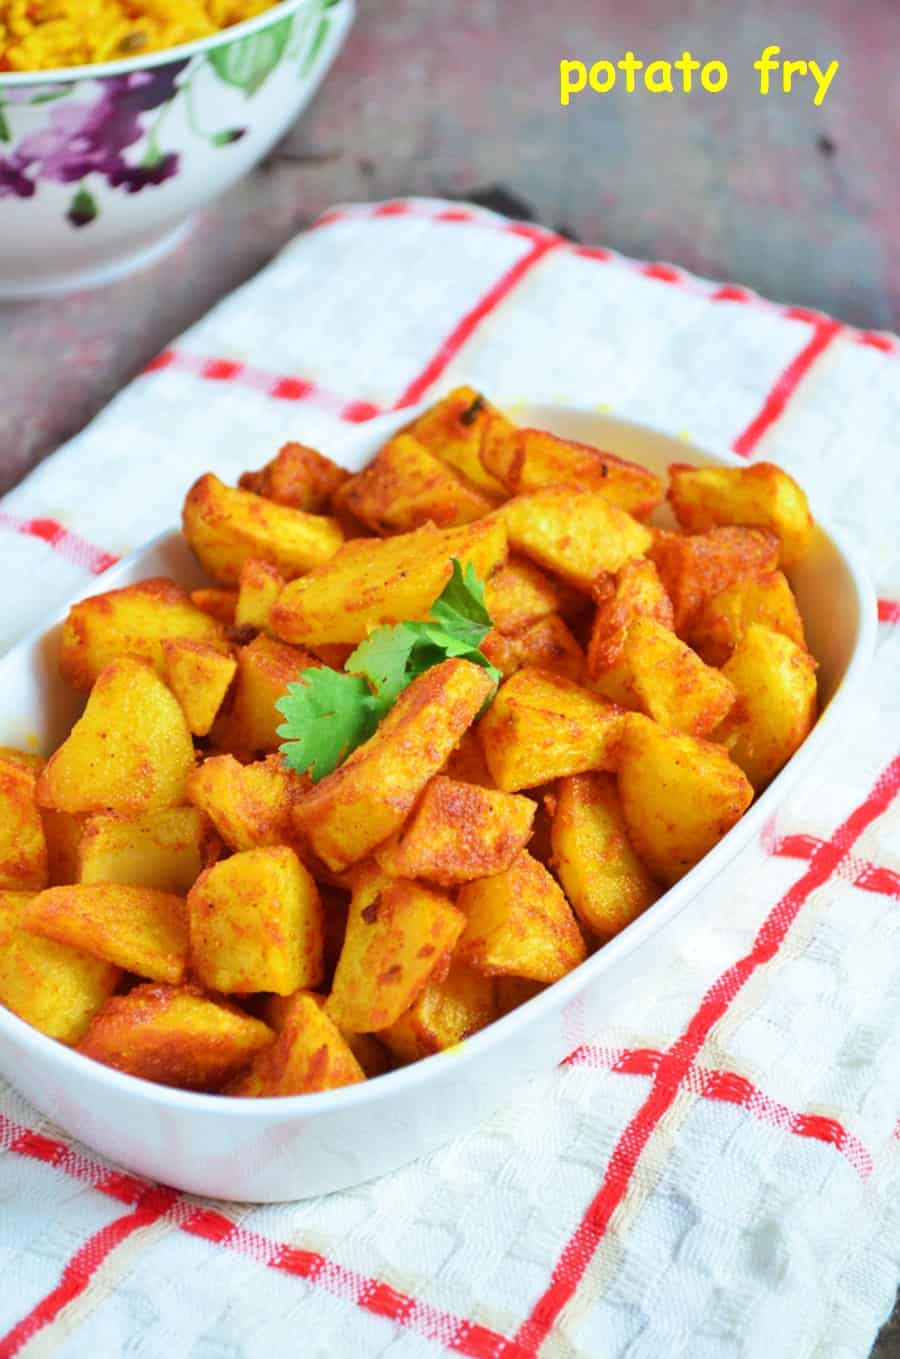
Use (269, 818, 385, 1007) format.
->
(0, 0, 354, 298)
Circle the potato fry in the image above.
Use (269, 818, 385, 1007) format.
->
(42, 809, 83, 886)
(188, 753, 305, 852)
(0, 747, 45, 774)
(403, 385, 511, 498)
(239, 441, 349, 512)
(482, 614, 585, 683)
(716, 624, 818, 789)
(162, 637, 237, 737)
(587, 559, 674, 677)
(25, 883, 189, 984)
(443, 729, 496, 787)
(501, 485, 652, 589)
(229, 991, 365, 1096)
(234, 559, 286, 633)
(669, 461, 813, 566)
(0, 757, 47, 890)
(484, 555, 585, 634)
(379, 961, 497, 1063)
(212, 635, 318, 756)
(689, 569, 806, 667)
(190, 587, 238, 626)
(650, 526, 780, 636)
(335, 433, 493, 533)
(78, 805, 213, 894)
(482, 426, 663, 518)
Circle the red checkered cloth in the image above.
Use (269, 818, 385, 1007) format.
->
(1, 198, 899, 1359)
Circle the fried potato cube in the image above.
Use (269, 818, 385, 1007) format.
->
(0, 890, 119, 1043)
(78, 983, 273, 1090)
(59, 578, 226, 693)
(374, 775, 535, 885)
(259, 982, 389, 1074)
(482, 427, 664, 518)
(229, 991, 364, 1096)
(501, 486, 652, 590)
(78, 806, 213, 894)
(326, 866, 466, 1032)
(484, 556, 585, 634)
(188, 846, 323, 995)
(295, 658, 495, 872)
(649, 526, 780, 636)
(689, 570, 807, 667)
(551, 773, 660, 941)
(190, 587, 238, 625)
(161, 638, 237, 738)
(239, 441, 350, 512)
(42, 810, 83, 886)
(0, 747, 45, 773)
(716, 625, 818, 789)
(188, 753, 304, 852)
(271, 516, 508, 647)
(380, 961, 496, 1063)
(403, 385, 511, 498)
(335, 434, 494, 534)
(182, 473, 344, 585)
(0, 758, 47, 890)
(618, 714, 754, 884)
(478, 668, 624, 792)
(442, 729, 495, 788)
(456, 850, 586, 982)
(24, 883, 188, 984)
(483, 613, 585, 683)
(212, 635, 318, 756)
(37, 658, 195, 816)
(234, 559, 286, 634)
(495, 976, 545, 1015)
(587, 559, 674, 677)
(669, 461, 813, 567)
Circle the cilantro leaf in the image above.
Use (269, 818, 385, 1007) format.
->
(428, 559, 493, 648)
(276, 668, 380, 781)
(345, 622, 418, 709)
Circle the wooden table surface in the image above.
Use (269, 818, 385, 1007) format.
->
(1, 1, 897, 1350)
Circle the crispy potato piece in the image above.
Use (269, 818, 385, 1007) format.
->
(403, 385, 511, 498)
(478, 668, 624, 792)
(0, 889, 119, 1043)
(190, 587, 238, 626)
(234, 558, 286, 634)
(482, 427, 664, 518)
(295, 658, 495, 872)
(189, 847, 323, 996)
(618, 714, 754, 884)
(161, 638, 237, 738)
(326, 866, 465, 1032)
(649, 526, 780, 636)
(335, 434, 493, 534)
(79, 806, 213, 894)
(483, 613, 585, 683)
(484, 556, 585, 634)
(42, 809, 83, 886)
(456, 850, 586, 982)
(78, 982, 273, 1090)
(495, 976, 545, 1016)
(25, 883, 188, 985)
(0, 747, 45, 773)
(239, 441, 350, 512)
(182, 473, 344, 585)
(229, 992, 364, 1096)
(271, 516, 507, 647)
(0, 758, 47, 890)
(587, 559, 674, 677)
(551, 773, 660, 941)
(60, 578, 225, 693)
(716, 625, 818, 789)
(380, 961, 496, 1063)
(442, 729, 495, 788)
(690, 570, 807, 667)
(211, 635, 318, 756)
(501, 486, 652, 589)
(37, 658, 195, 816)
(188, 753, 305, 852)
(374, 775, 535, 885)
(669, 461, 813, 567)
(258, 989, 388, 1071)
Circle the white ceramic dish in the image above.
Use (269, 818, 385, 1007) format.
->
(0, 403, 876, 1201)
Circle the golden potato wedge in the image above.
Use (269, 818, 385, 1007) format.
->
(716, 624, 818, 789)
(335, 434, 493, 534)
(211, 635, 318, 756)
(234, 559, 286, 634)
(229, 991, 365, 1096)
(0, 889, 119, 1043)
(456, 850, 586, 983)
(442, 729, 496, 788)
(36, 658, 195, 816)
(0, 758, 47, 890)
(239, 441, 350, 512)
(79, 806, 214, 894)
(161, 638, 237, 738)
(0, 747, 45, 773)
(190, 587, 238, 626)
(689, 570, 807, 667)
(551, 773, 660, 941)
(482, 614, 585, 683)
(262, 991, 391, 1077)
(482, 427, 664, 518)
(587, 559, 674, 677)
(649, 526, 780, 636)
(484, 555, 585, 635)
(478, 668, 624, 792)
(379, 961, 496, 1063)
(188, 753, 305, 852)
(294, 658, 495, 872)
(78, 982, 273, 1090)
(25, 883, 188, 984)
(403, 385, 511, 498)
(618, 714, 754, 884)
(182, 473, 344, 584)
(271, 516, 507, 647)
(326, 866, 465, 1032)
(501, 485, 652, 589)
(374, 775, 535, 885)
(42, 809, 83, 886)
(188, 846, 323, 995)
(669, 461, 813, 567)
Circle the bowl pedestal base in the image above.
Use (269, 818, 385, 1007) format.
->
(0, 218, 193, 301)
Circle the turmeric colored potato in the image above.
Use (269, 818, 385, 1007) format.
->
(501, 485, 653, 590)
(649, 526, 780, 637)
(161, 637, 237, 738)
(271, 516, 507, 647)
(668, 461, 813, 567)
(189, 846, 323, 996)
(233, 558, 286, 635)
(484, 555, 585, 634)
(25, 883, 189, 985)
(0, 889, 119, 1043)
(587, 558, 674, 678)
(188, 753, 305, 852)
(79, 806, 214, 894)
(689, 570, 807, 667)
(326, 866, 466, 1032)
(374, 775, 535, 885)
(380, 961, 497, 1063)
(477, 668, 624, 792)
(259, 987, 391, 1076)
(335, 434, 493, 534)
(78, 983, 273, 1090)
(482, 614, 585, 683)
(229, 991, 365, 1097)
(456, 850, 587, 983)
(212, 634, 318, 756)
(618, 714, 754, 885)
(42, 809, 83, 886)
(182, 473, 344, 585)
(403, 385, 511, 498)
(442, 729, 496, 788)
(716, 624, 818, 789)
(551, 773, 660, 941)
(0, 747, 45, 774)
(482, 427, 664, 518)
(190, 587, 238, 626)
(239, 441, 350, 512)
(295, 658, 495, 872)
(495, 975, 545, 1016)
(0, 758, 48, 890)
(37, 658, 195, 817)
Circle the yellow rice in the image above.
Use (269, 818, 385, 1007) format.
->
(0, 0, 280, 72)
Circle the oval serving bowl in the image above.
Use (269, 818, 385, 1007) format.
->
(0, 402, 876, 1201)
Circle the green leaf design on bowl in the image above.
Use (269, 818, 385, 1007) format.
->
(208, 15, 294, 96)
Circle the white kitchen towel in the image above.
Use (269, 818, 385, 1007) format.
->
(0, 198, 899, 1359)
